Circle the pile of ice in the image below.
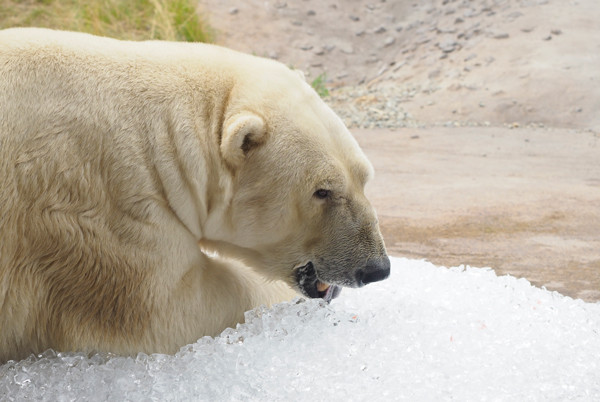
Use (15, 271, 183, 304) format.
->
(2, 257, 600, 401)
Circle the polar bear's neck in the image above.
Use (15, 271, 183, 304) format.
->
(144, 86, 236, 242)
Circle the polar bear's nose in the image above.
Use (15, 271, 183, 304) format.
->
(356, 256, 391, 286)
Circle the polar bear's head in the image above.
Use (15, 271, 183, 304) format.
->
(208, 62, 390, 301)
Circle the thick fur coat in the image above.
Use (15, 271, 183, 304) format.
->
(0, 28, 389, 363)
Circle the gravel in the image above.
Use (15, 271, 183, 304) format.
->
(325, 84, 420, 129)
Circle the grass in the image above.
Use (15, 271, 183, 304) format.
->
(0, 0, 212, 42)
(0, 1, 332, 97)
(311, 73, 330, 98)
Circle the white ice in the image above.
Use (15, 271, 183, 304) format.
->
(2, 257, 599, 401)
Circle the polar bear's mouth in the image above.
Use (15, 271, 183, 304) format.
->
(295, 262, 342, 303)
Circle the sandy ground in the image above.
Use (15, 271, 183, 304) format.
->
(356, 127, 600, 301)
(199, 0, 600, 301)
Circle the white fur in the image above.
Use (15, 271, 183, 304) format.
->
(0, 28, 385, 363)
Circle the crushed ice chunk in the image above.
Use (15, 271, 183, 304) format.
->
(1, 257, 599, 400)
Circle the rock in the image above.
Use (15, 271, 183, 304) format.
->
(438, 37, 458, 52)
(366, 55, 379, 64)
(437, 26, 457, 34)
(349, 15, 360, 21)
(356, 30, 366, 36)
(383, 37, 396, 47)
(493, 32, 509, 39)
(543, 35, 552, 41)
(300, 44, 313, 51)
(229, 7, 239, 15)
(307, 10, 316, 16)
(374, 26, 387, 34)
(339, 43, 354, 54)
(292, 20, 302, 26)
(313, 46, 325, 55)
(506, 11, 523, 21)
(416, 35, 431, 45)
(551, 29, 562, 35)
(464, 53, 477, 62)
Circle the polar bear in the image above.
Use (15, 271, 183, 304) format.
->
(0, 28, 390, 363)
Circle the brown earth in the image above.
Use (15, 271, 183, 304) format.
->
(199, 0, 600, 301)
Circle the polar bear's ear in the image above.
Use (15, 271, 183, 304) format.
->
(221, 112, 266, 168)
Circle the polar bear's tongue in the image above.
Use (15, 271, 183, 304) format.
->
(295, 262, 341, 303)
(319, 282, 342, 302)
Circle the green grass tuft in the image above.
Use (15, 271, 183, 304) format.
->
(0, 0, 213, 42)
(311, 73, 330, 98)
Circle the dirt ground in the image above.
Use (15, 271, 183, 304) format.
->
(199, 0, 600, 301)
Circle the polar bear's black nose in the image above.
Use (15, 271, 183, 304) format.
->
(356, 256, 391, 286)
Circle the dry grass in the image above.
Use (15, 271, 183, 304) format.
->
(0, 0, 212, 42)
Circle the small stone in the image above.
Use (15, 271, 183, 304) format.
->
(300, 44, 313, 51)
(313, 46, 325, 55)
(438, 26, 457, 34)
(506, 11, 523, 21)
(438, 37, 458, 52)
(493, 32, 509, 39)
(396, 25, 403, 32)
(374, 26, 387, 34)
(521, 26, 535, 33)
(356, 30, 366, 36)
(229, 7, 239, 15)
(307, 10, 316, 16)
(292, 20, 302, 26)
(268, 51, 278, 59)
(383, 37, 396, 47)
(543, 35, 552, 41)
(551, 29, 562, 35)
(455, 17, 464, 24)
(464, 53, 477, 62)
(339, 43, 354, 54)
(349, 15, 360, 21)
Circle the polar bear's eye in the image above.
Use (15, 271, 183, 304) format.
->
(314, 189, 331, 199)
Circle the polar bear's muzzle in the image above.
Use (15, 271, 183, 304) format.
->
(295, 256, 391, 302)
(295, 262, 342, 303)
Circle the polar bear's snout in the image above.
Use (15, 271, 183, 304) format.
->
(356, 256, 391, 286)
